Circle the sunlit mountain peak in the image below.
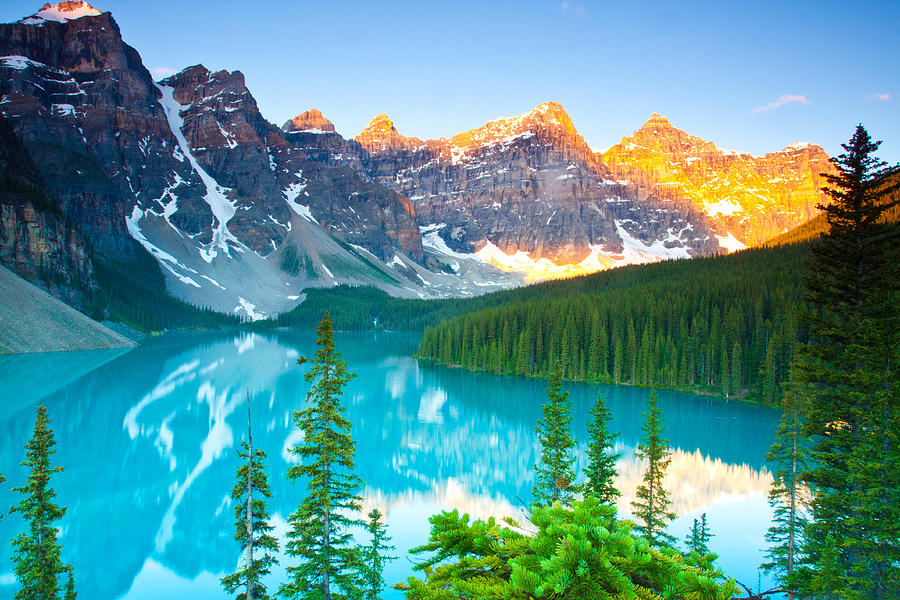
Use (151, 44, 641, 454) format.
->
(20, 1, 102, 24)
(282, 107, 335, 133)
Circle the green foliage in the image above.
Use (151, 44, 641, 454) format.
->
(761, 388, 807, 591)
(582, 392, 621, 505)
(631, 391, 676, 546)
(9, 406, 70, 600)
(400, 496, 737, 599)
(63, 570, 75, 600)
(685, 513, 714, 556)
(418, 244, 810, 403)
(281, 313, 364, 600)
(361, 509, 396, 600)
(222, 399, 279, 600)
(532, 361, 577, 508)
(792, 126, 900, 599)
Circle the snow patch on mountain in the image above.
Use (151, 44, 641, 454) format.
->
(715, 232, 747, 252)
(155, 83, 238, 263)
(703, 197, 744, 217)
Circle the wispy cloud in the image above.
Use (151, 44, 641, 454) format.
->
(152, 66, 176, 78)
(868, 93, 890, 102)
(753, 94, 810, 114)
(560, 2, 586, 15)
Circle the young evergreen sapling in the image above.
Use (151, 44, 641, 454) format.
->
(631, 390, 676, 546)
(532, 360, 577, 507)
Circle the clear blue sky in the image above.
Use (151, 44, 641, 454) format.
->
(3, 1, 899, 162)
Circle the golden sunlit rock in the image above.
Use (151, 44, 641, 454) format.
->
(603, 114, 837, 246)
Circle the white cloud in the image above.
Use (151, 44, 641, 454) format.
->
(152, 66, 176, 78)
(753, 94, 810, 114)
(560, 1, 586, 14)
(868, 93, 891, 102)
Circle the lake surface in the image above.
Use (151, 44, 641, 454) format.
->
(0, 331, 781, 599)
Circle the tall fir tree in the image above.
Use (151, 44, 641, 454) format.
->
(222, 396, 279, 600)
(360, 509, 395, 600)
(10, 405, 69, 600)
(582, 392, 621, 505)
(532, 360, 577, 507)
(631, 390, 676, 545)
(762, 388, 807, 599)
(792, 125, 900, 599)
(281, 313, 364, 600)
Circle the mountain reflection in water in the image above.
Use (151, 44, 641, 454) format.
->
(0, 331, 780, 599)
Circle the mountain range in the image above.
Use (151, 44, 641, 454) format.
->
(0, 2, 835, 322)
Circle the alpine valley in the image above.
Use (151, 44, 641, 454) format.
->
(0, 1, 835, 323)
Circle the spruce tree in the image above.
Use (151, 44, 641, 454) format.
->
(10, 405, 69, 600)
(631, 390, 675, 545)
(222, 396, 279, 600)
(63, 570, 76, 600)
(360, 509, 395, 600)
(762, 388, 807, 599)
(532, 360, 577, 507)
(685, 513, 713, 555)
(792, 125, 900, 599)
(281, 313, 364, 600)
(582, 391, 621, 505)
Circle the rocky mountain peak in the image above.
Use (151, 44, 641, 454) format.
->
(20, 1, 102, 24)
(449, 101, 579, 152)
(282, 108, 335, 133)
(160, 65, 249, 108)
(355, 113, 422, 154)
(642, 112, 672, 128)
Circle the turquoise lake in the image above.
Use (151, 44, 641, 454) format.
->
(0, 331, 781, 599)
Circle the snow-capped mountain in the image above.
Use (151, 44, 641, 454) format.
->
(0, 3, 834, 319)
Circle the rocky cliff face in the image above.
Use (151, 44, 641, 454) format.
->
(0, 5, 219, 257)
(357, 103, 719, 273)
(603, 114, 835, 246)
(0, 114, 96, 310)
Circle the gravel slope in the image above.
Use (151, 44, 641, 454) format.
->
(0, 266, 135, 353)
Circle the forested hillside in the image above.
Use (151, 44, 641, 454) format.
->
(417, 244, 812, 403)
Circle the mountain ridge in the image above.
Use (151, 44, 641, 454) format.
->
(0, 2, 836, 321)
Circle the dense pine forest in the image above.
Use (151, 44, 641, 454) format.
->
(417, 243, 811, 403)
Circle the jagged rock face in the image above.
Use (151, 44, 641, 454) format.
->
(603, 114, 835, 245)
(283, 108, 335, 133)
(358, 103, 718, 264)
(158, 65, 423, 260)
(0, 7, 216, 256)
(0, 115, 96, 310)
(160, 65, 291, 255)
(272, 127, 423, 261)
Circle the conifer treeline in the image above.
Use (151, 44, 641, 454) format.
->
(418, 244, 810, 403)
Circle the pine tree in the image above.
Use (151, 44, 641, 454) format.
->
(222, 396, 279, 600)
(10, 405, 69, 600)
(532, 360, 577, 507)
(360, 509, 395, 600)
(63, 570, 76, 600)
(762, 388, 807, 599)
(582, 392, 621, 505)
(281, 313, 364, 600)
(631, 391, 675, 545)
(792, 126, 900, 599)
(685, 513, 713, 555)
